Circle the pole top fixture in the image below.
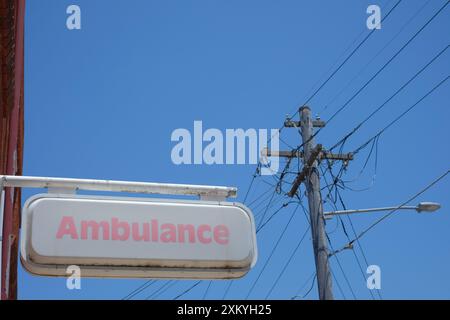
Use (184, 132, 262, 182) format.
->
(299, 105, 310, 112)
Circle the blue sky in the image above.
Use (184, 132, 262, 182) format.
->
(19, 0, 449, 299)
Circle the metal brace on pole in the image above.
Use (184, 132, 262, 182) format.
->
(0, 175, 237, 200)
(287, 144, 323, 198)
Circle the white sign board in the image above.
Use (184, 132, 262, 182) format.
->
(20, 194, 257, 279)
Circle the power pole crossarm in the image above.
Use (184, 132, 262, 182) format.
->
(261, 148, 353, 161)
(261, 149, 303, 158)
(284, 119, 326, 128)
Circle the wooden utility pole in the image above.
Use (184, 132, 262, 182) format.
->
(295, 106, 333, 300)
(264, 106, 353, 300)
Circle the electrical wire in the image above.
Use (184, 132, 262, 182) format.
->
(330, 44, 449, 151)
(291, 272, 316, 300)
(245, 0, 403, 183)
(245, 204, 299, 299)
(173, 281, 202, 300)
(319, 0, 432, 116)
(202, 281, 212, 300)
(322, 160, 379, 299)
(146, 281, 174, 300)
(353, 74, 449, 155)
(293, 0, 403, 117)
(122, 280, 156, 300)
(326, 0, 448, 126)
(265, 225, 310, 299)
(326, 235, 358, 299)
(331, 170, 449, 256)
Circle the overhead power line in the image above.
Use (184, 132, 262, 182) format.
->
(122, 280, 156, 300)
(319, 0, 432, 116)
(173, 281, 202, 300)
(293, 0, 404, 117)
(354, 74, 449, 154)
(245, 0, 404, 183)
(326, 0, 449, 126)
(245, 204, 299, 299)
(264, 224, 310, 299)
(330, 44, 449, 151)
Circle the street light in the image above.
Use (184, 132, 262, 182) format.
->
(323, 202, 441, 219)
(416, 202, 441, 213)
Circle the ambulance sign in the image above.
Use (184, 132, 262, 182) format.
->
(20, 194, 257, 279)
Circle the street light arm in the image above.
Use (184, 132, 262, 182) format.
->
(323, 206, 418, 217)
(323, 202, 441, 218)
